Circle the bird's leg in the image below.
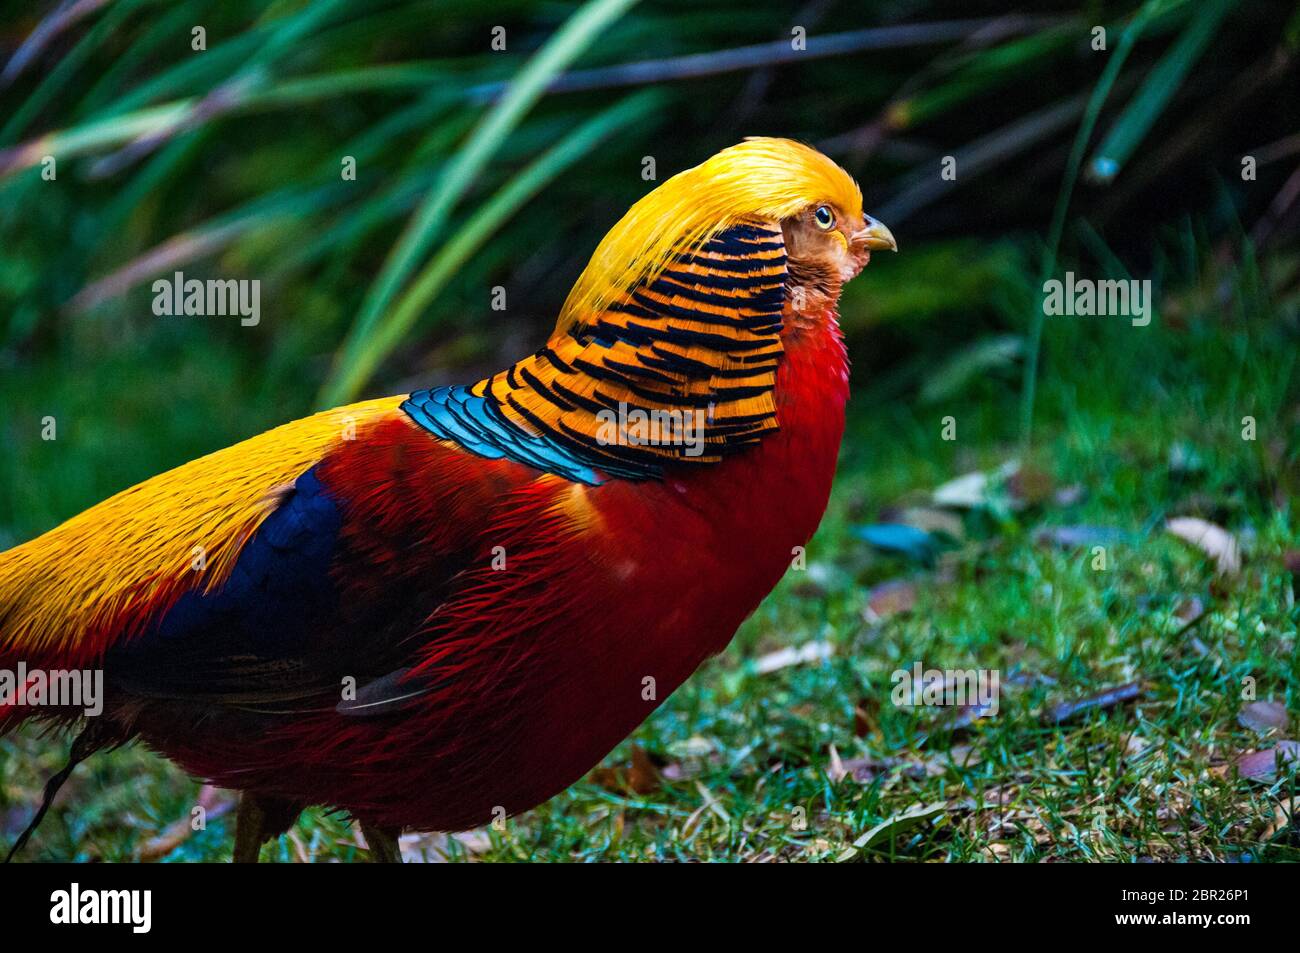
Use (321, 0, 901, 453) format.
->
(359, 822, 403, 863)
(232, 792, 269, 863)
(232, 793, 301, 862)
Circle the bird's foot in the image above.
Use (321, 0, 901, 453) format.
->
(359, 822, 403, 863)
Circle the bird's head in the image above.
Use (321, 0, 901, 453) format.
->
(556, 137, 894, 332)
(781, 198, 897, 300)
(489, 139, 889, 474)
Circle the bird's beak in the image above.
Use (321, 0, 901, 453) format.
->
(853, 215, 897, 252)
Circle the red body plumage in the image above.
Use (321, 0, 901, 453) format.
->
(137, 316, 847, 830)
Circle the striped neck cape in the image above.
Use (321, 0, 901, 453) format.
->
(403, 223, 786, 482)
(403, 137, 863, 483)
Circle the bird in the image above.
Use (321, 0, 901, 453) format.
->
(0, 137, 895, 862)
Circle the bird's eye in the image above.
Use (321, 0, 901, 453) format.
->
(813, 205, 835, 230)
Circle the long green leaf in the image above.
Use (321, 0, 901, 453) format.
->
(319, 0, 642, 407)
(1018, 0, 1171, 446)
(323, 89, 662, 404)
(1088, 0, 1234, 182)
(0, 0, 146, 144)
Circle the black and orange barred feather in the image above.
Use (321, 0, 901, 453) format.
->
(404, 138, 862, 483)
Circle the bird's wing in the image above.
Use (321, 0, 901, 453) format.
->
(0, 397, 417, 694)
(101, 462, 361, 708)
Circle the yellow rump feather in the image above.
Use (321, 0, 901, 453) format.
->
(0, 397, 399, 661)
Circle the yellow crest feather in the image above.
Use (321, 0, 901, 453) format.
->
(556, 137, 862, 333)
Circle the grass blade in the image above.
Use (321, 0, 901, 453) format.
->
(323, 89, 662, 404)
(319, 0, 642, 407)
(1087, 0, 1234, 182)
(1018, 0, 1169, 446)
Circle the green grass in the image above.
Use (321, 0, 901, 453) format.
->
(3, 249, 1295, 863)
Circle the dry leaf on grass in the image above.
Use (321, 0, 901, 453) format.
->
(1034, 525, 1129, 549)
(829, 750, 911, 784)
(853, 696, 877, 738)
(829, 745, 978, 784)
(1047, 682, 1142, 724)
(1166, 516, 1242, 575)
(589, 745, 661, 796)
(753, 641, 833, 674)
(838, 801, 949, 860)
(864, 579, 917, 621)
(660, 752, 724, 782)
(397, 829, 492, 863)
(1173, 595, 1206, 625)
(893, 506, 964, 539)
(932, 461, 1020, 510)
(1238, 701, 1290, 734)
(1262, 798, 1299, 839)
(1231, 741, 1300, 781)
(1007, 463, 1055, 507)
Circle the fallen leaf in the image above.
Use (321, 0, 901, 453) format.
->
(864, 579, 917, 621)
(980, 842, 1015, 861)
(840, 801, 949, 858)
(753, 641, 834, 675)
(589, 745, 661, 796)
(665, 735, 715, 761)
(1166, 516, 1242, 575)
(830, 750, 942, 784)
(826, 746, 885, 784)
(1123, 732, 1150, 758)
(853, 696, 876, 738)
(1233, 741, 1300, 781)
(1008, 463, 1054, 507)
(398, 829, 492, 863)
(1053, 484, 1086, 507)
(1034, 525, 1129, 549)
(894, 506, 964, 540)
(1173, 595, 1206, 625)
(855, 523, 939, 566)
(660, 756, 722, 782)
(625, 745, 661, 794)
(1047, 682, 1143, 724)
(932, 460, 1021, 511)
(1238, 701, 1289, 735)
(931, 470, 991, 510)
(1262, 798, 1299, 839)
